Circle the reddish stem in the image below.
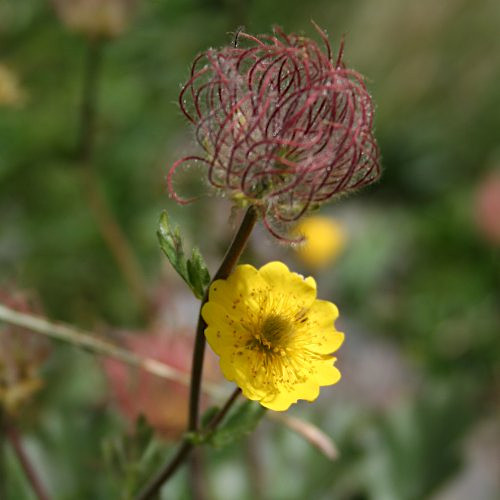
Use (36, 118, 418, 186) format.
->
(5, 421, 51, 500)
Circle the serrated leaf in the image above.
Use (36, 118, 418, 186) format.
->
(157, 210, 211, 299)
(157, 211, 188, 275)
(206, 401, 266, 449)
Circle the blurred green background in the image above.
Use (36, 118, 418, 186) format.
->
(1, 0, 499, 498)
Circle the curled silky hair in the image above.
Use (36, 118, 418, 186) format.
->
(168, 24, 380, 239)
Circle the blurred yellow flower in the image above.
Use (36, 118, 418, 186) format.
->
(202, 262, 344, 411)
(293, 216, 346, 269)
(0, 64, 25, 107)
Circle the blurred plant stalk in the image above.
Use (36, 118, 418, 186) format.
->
(0, 303, 223, 395)
(0, 293, 51, 500)
(1, 415, 51, 500)
(76, 37, 152, 321)
(268, 413, 339, 460)
(51, 0, 151, 318)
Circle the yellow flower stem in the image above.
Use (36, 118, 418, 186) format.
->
(137, 205, 258, 499)
(189, 204, 258, 432)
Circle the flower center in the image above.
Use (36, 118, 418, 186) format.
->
(259, 314, 293, 350)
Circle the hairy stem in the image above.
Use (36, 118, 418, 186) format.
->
(81, 167, 152, 319)
(77, 38, 151, 320)
(4, 420, 50, 500)
(137, 205, 258, 499)
(189, 205, 258, 431)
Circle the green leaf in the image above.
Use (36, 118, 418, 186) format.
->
(157, 210, 211, 299)
(205, 401, 266, 449)
(187, 247, 211, 299)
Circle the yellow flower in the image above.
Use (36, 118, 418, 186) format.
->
(202, 262, 344, 411)
(293, 216, 346, 269)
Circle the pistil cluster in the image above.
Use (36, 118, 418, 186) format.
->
(169, 25, 380, 238)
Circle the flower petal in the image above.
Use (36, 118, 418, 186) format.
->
(208, 264, 266, 314)
(258, 261, 317, 308)
(314, 360, 341, 386)
(304, 300, 344, 354)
